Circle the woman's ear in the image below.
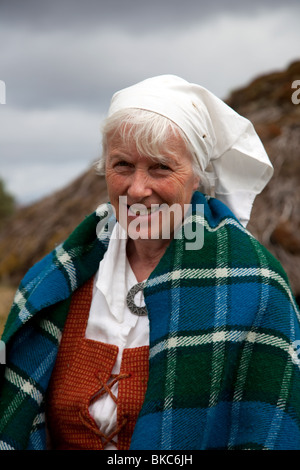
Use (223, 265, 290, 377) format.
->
(193, 175, 200, 190)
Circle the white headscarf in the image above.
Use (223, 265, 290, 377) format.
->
(107, 74, 273, 227)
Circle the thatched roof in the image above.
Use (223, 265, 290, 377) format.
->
(0, 165, 108, 285)
(227, 60, 300, 302)
(0, 61, 300, 304)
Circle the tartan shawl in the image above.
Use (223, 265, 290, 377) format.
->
(1, 191, 300, 450)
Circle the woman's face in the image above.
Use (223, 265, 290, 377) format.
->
(105, 128, 200, 242)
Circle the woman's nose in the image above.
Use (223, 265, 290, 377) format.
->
(127, 170, 152, 200)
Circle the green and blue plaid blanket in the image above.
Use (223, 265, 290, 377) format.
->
(1, 191, 300, 450)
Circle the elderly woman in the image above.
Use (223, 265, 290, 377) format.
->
(1, 75, 300, 451)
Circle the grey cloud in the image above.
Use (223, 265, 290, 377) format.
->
(2, 0, 300, 113)
(1, 0, 300, 33)
(1, 0, 299, 204)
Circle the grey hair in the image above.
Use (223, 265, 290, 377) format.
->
(96, 108, 211, 193)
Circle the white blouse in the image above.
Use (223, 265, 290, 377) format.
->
(85, 223, 149, 448)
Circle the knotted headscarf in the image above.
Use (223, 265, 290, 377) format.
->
(106, 75, 273, 227)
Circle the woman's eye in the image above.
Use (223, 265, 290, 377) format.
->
(159, 164, 171, 170)
(152, 163, 171, 171)
(114, 161, 131, 169)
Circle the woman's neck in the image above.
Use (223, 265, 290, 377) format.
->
(126, 237, 171, 282)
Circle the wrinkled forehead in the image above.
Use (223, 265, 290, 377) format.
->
(106, 119, 192, 163)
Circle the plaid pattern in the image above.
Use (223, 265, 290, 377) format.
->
(1, 192, 300, 450)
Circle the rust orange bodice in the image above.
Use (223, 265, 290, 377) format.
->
(46, 278, 149, 450)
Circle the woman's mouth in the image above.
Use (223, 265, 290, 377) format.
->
(127, 203, 160, 217)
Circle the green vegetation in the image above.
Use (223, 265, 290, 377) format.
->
(0, 177, 15, 229)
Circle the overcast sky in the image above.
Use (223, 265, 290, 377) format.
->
(0, 0, 299, 205)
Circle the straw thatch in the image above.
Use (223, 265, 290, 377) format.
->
(227, 60, 300, 302)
